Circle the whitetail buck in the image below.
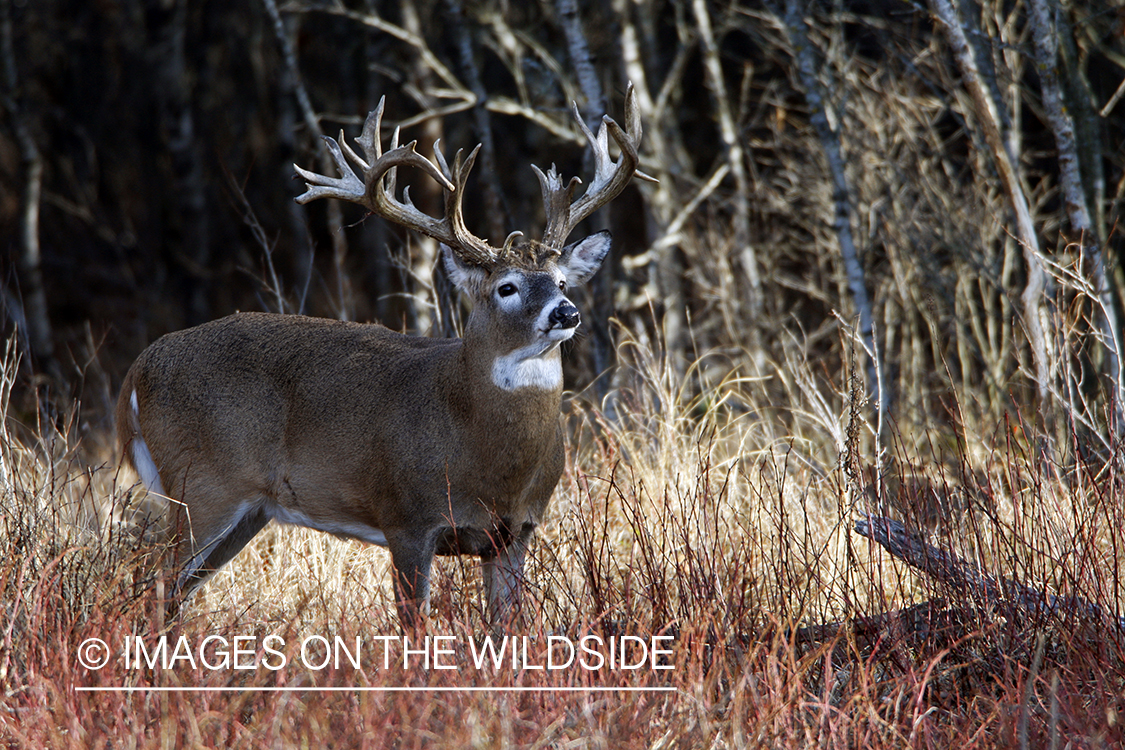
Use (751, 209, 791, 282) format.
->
(116, 85, 648, 625)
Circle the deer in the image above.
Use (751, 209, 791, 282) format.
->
(115, 85, 648, 626)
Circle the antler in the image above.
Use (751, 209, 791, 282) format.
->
(297, 87, 650, 269)
(534, 82, 654, 251)
(295, 98, 502, 269)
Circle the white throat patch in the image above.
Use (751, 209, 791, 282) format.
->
(492, 343, 563, 391)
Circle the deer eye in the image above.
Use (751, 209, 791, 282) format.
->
(497, 283, 518, 297)
(558, 280, 567, 292)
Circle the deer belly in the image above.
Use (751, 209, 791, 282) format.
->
(265, 503, 389, 547)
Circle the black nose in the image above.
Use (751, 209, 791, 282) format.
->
(549, 302, 580, 329)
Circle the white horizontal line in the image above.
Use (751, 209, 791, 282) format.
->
(76, 686, 676, 693)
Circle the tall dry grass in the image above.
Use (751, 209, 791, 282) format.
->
(1, 321, 1122, 748)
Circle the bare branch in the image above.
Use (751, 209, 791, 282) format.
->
(316, 5, 472, 102)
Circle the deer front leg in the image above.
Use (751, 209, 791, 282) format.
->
(387, 531, 437, 628)
(482, 526, 532, 627)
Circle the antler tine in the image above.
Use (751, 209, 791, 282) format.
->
(537, 82, 651, 250)
(296, 98, 502, 269)
(567, 83, 648, 224)
(438, 143, 500, 267)
(382, 124, 405, 198)
(357, 98, 386, 163)
(534, 163, 580, 252)
(294, 134, 366, 205)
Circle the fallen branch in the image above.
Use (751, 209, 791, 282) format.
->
(855, 515, 1125, 634)
(793, 598, 974, 653)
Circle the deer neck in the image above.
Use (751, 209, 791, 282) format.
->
(489, 339, 564, 393)
(438, 335, 565, 514)
(451, 330, 564, 427)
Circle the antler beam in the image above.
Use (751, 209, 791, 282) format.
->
(295, 98, 501, 269)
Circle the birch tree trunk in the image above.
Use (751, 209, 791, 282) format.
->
(613, 0, 690, 401)
(1026, 0, 1123, 419)
(782, 0, 889, 437)
(928, 0, 1052, 404)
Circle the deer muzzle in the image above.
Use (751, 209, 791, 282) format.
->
(548, 301, 580, 330)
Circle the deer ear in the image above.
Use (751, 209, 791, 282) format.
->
(442, 244, 489, 293)
(557, 230, 611, 287)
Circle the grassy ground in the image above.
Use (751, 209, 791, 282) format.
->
(1, 329, 1122, 749)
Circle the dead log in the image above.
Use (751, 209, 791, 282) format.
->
(793, 598, 974, 653)
(855, 515, 1125, 634)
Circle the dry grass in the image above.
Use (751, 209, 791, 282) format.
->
(2, 327, 1122, 749)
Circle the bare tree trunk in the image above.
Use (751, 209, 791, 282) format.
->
(781, 0, 889, 438)
(613, 0, 691, 419)
(360, 15, 393, 325)
(1027, 0, 1123, 420)
(151, 0, 211, 326)
(619, 0, 693, 377)
(928, 0, 1051, 405)
(693, 0, 763, 376)
(442, 0, 509, 242)
(399, 0, 439, 335)
(555, 0, 618, 397)
(263, 0, 352, 319)
(1056, 0, 1106, 235)
(275, 12, 312, 315)
(1, 0, 53, 373)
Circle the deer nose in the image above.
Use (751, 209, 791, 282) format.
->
(549, 302, 580, 330)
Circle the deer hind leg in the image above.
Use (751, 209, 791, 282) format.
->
(172, 501, 269, 602)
